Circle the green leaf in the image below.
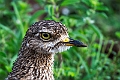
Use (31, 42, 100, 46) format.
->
(0, 68, 7, 80)
(81, 0, 91, 6)
(115, 31, 120, 39)
(0, 24, 15, 36)
(0, 52, 6, 57)
(90, 24, 103, 38)
(11, 2, 25, 38)
(29, 10, 45, 24)
(45, 5, 55, 17)
(10, 53, 18, 68)
(0, 52, 8, 65)
(5, 65, 12, 72)
(61, 0, 80, 6)
(96, 4, 109, 11)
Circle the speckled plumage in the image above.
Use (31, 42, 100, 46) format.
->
(6, 20, 70, 80)
(7, 20, 87, 80)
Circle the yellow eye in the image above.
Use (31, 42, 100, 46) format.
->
(41, 32, 51, 40)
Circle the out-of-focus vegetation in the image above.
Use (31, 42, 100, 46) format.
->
(0, 0, 120, 80)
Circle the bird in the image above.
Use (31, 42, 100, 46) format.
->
(6, 20, 87, 80)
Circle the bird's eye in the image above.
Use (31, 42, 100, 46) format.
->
(41, 32, 51, 40)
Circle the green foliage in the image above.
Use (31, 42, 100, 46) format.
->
(0, 0, 120, 80)
(115, 31, 120, 39)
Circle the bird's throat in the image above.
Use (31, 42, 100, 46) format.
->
(7, 51, 55, 80)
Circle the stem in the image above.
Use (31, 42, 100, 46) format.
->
(11, 2, 24, 38)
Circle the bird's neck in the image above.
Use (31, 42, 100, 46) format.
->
(7, 50, 55, 80)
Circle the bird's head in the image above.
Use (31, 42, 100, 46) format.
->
(23, 20, 87, 54)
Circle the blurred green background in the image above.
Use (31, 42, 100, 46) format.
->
(0, 0, 120, 80)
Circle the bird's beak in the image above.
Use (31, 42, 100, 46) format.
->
(62, 37, 87, 47)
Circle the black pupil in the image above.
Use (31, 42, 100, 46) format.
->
(43, 33, 49, 37)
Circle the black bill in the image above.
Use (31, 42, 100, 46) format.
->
(62, 38, 87, 47)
